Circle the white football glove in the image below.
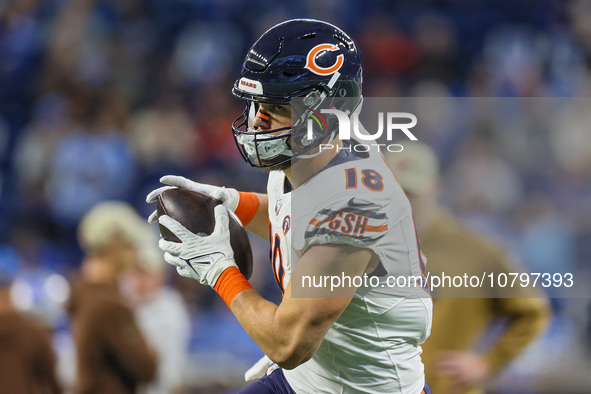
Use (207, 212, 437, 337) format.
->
(146, 175, 240, 223)
(157, 205, 237, 286)
(244, 355, 273, 382)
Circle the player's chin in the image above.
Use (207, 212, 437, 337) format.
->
(255, 156, 291, 171)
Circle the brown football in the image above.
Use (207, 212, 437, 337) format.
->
(156, 188, 253, 279)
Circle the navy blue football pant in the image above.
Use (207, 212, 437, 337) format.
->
(238, 366, 433, 393)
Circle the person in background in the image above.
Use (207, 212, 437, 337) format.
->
(0, 245, 62, 393)
(123, 239, 191, 394)
(68, 201, 157, 394)
(386, 143, 551, 394)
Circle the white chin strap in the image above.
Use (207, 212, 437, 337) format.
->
(236, 129, 293, 160)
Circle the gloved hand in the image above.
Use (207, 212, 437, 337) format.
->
(244, 355, 274, 382)
(158, 205, 236, 286)
(146, 175, 240, 223)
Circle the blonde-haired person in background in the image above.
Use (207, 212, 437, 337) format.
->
(123, 231, 192, 394)
(68, 201, 157, 394)
(386, 143, 550, 394)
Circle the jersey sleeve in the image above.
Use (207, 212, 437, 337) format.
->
(303, 196, 389, 251)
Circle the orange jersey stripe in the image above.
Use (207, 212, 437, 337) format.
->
(365, 224, 388, 232)
(309, 216, 333, 227)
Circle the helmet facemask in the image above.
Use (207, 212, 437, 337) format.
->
(232, 102, 293, 168)
(232, 73, 354, 169)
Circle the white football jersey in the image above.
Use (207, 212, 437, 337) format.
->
(266, 147, 433, 394)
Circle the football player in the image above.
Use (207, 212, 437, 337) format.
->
(148, 19, 433, 393)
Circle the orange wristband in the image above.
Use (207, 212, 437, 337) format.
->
(235, 192, 259, 226)
(213, 267, 253, 307)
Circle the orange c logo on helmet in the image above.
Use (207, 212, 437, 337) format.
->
(305, 44, 344, 76)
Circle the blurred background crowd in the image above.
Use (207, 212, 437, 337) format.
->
(1, 0, 591, 392)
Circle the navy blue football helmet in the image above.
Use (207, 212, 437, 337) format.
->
(232, 19, 363, 168)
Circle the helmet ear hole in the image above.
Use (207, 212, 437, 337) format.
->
(301, 137, 313, 147)
(295, 133, 314, 147)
